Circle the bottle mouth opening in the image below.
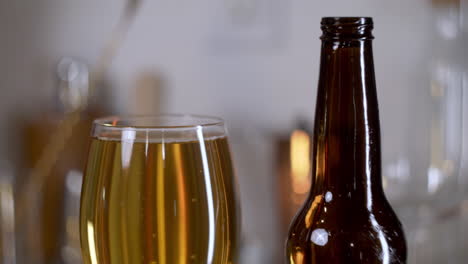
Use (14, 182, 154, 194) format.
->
(321, 17, 373, 26)
(321, 17, 374, 41)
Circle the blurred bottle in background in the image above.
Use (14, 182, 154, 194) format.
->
(128, 71, 166, 116)
(16, 57, 112, 264)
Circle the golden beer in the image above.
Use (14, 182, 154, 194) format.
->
(80, 116, 240, 264)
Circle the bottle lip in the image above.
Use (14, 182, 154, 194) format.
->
(321, 17, 374, 41)
(321, 17, 373, 26)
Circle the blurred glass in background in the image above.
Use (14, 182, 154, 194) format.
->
(390, 1, 468, 263)
(0, 0, 467, 263)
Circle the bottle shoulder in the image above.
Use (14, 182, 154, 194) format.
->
(286, 193, 407, 263)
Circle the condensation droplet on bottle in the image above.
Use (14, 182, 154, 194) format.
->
(311, 228, 329, 246)
(325, 191, 333, 202)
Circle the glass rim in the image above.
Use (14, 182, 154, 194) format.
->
(93, 114, 225, 131)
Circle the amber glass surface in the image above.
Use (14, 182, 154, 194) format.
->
(286, 17, 407, 264)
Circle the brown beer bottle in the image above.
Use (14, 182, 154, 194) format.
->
(286, 17, 407, 264)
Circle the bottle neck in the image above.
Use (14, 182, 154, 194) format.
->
(311, 39, 383, 198)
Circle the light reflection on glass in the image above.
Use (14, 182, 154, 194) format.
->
(156, 142, 167, 264)
(121, 129, 136, 168)
(173, 144, 188, 263)
(0, 165, 16, 264)
(87, 221, 98, 264)
(370, 214, 390, 264)
(305, 195, 323, 228)
(384, 158, 410, 183)
(291, 250, 304, 264)
(56, 57, 89, 111)
(427, 166, 444, 194)
(360, 46, 373, 211)
(196, 126, 216, 263)
(62, 170, 83, 264)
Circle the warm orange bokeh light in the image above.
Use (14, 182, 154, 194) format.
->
(290, 130, 311, 195)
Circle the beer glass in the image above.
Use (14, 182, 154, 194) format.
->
(80, 115, 240, 264)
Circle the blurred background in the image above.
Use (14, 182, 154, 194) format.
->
(0, 0, 467, 263)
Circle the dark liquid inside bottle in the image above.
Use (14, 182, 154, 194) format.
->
(286, 17, 407, 264)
